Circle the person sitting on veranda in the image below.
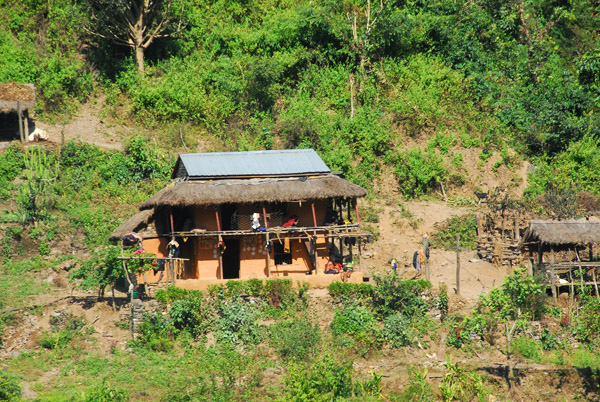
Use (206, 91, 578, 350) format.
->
(282, 215, 299, 228)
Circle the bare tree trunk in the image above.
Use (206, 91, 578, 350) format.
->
(135, 44, 145, 74)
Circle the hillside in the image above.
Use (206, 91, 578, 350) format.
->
(1, 0, 600, 400)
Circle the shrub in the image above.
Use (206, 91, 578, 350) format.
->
(331, 306, 381, 355)
(575, 296, 600, 343)
(477, 268, 546, 320)
(372, 274, 431, 318)
(446, 316, 485, 349)
(327, 282, 374, 303)
(0, 371, 21, 402)
(83, 381, 128, 402)
(431, 214, 478, 251)
(283, 354, 355, 401)
(439, 358, 487, 402)
(268, 318, 321, 361)
(331, 306, 377, 337)
(169, 293, 213, 337)
(137, 312, 173, 352)
(155, 286, 202, 303)
(263, 278, 295, 309)
(392, 148, 448, 198)
(215, 300, 262, 345)
(382, 313, 413, 348)
(511, 337, 541, 363)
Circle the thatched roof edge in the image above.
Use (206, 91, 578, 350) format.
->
(109, 209, 155, 241)
(521, 219, 600, 245)
(140, 175, 367, 209)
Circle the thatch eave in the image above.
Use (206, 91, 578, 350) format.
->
(140, 175, 367, 209)
(521, 219, 600, 246)
(109, 209, 156, 241)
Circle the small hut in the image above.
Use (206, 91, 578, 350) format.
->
(520, 219, 600, 297)
(0, 82, 36, 143)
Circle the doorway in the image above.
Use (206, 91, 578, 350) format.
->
(222, 238, 240, 279)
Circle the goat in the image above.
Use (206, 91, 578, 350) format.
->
(474, 191, 489, 204)
(28, 128, 48, 142)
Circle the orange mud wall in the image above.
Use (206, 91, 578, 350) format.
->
(138, 238, 168, 283)
(141, 201, 339, 281)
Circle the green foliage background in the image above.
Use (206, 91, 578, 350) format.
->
(0, 0, 598, 193)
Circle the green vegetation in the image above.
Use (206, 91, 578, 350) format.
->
(0, 0, 597, 194)
(431, 214, 478, 251)
(1, 0, 600, 399)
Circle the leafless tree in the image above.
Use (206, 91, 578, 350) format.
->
(84, 0, 185, 74)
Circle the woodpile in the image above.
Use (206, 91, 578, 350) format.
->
(476, 212, 527, 267)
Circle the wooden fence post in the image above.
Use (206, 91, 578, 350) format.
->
(423, 234, 429, 281)
(456, 234, 461, 296)
(17, 101, 24, 143)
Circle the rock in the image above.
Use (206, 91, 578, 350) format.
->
(469, 258, 480, 263)
(488, 395, 497, 402)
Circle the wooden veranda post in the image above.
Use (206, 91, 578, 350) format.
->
(311, 203, 317, 227)
(266, 233, 271, 278)
(216, 209, 223, 279)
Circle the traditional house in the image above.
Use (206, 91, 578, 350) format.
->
(110, 149, 370, 284)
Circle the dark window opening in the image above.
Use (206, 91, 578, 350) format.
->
(274, 242, 292, 265)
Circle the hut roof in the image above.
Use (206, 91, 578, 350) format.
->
(0, 82, 36, 111)
(172, 149, 330, 179)
(140, 175, 367, 209)
(109, 209, 156, 241)
(521, 219, 600, 245)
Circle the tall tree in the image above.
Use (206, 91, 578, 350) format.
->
(84, 0, 185, 74)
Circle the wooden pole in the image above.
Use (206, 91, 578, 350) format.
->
(347, 199, 351, 222)
(23, 111, 30, 141)
(456, 234, 460, 296)
(354, 200, 360, 223)
(569, 270, 574, 310)
(550, 246, 557, 302)
(266, 233, 271, 278)
(170, 208, 175, 234)
(592, 269, 599, 299)
(311, 203, 317, 227)
(262, 206, 268, 229)
(424, 234, 429, 281)
(17, 101, 24, 143)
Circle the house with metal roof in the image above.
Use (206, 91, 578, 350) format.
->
(110, 149, 370, 286)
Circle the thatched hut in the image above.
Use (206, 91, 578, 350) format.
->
(521, 219, 600, 297)
(0, 82, 36, 142)
(111, 149, 370, 283)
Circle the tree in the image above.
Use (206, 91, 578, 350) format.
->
(84, 0, 185, 74)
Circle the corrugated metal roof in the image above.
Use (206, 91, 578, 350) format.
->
(174, 149, 330, 178)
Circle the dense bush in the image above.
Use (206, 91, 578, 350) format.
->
(268, 318, 321, 361)
(575, 296, 600, 344)
(169, 293, 214, 338)
(382, 313, 413, 348)
(283, 354, 380, 401)
(215, 300, 262, 345)
(0, 371, 21, 402)
(372, 274, 431, 318)
(431, 214, 478, 251)
(137, 312, 173, 352)
(327, 282, 374, 303)
(82, 381, 129, 402)
(392, 148, 448, 199)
